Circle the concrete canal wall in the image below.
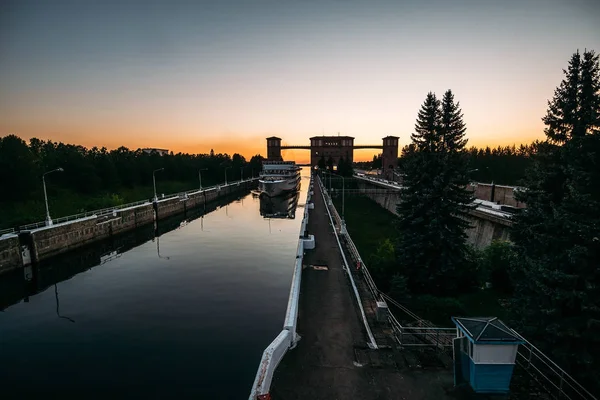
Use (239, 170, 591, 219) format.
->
(1, 180, 257, 275)
(354, 176, 513, 249)
(467, 182, 525, 208)
(0, 235, 22, 275)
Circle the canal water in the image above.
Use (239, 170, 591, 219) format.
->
(0, 170, 309, 399)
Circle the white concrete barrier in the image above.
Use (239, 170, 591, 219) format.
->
(248, 330, 292, 399)
(249, 175, 313, 400)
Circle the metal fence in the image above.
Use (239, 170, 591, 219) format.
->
(0, 227, 16, 236)
(513, 334, 597, 400)
(19, 199, 151, 231)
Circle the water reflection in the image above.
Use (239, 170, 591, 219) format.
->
(259, 191, 300, 219)
(0, 172, 309, 399)
(155, 236, 171, 260)
(54, 283, 75, 323)
(0, 191, 246, 312)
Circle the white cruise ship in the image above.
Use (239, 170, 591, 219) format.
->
(258, 161, 301, 197)
(259, 191, 300, 219)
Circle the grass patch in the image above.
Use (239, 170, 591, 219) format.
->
(332, 195, 399, 262)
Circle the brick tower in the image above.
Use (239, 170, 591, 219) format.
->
(381, 136, 399, 180)
(266, 137, 283, 161)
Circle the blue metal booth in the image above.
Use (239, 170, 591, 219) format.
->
(451, 317, 524, 394)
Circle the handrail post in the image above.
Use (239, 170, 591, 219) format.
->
(559, 370, 564, 398)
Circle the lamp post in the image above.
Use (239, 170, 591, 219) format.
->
(43, 168, 64, 226)
(240, 167, 244, 182)
(224, 166, 232, 185)
(198, 168, 208, 190)
(153, 168, 164, 202)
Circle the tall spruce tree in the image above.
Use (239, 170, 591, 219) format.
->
(396, 91, 473, 296)
(511, 50, 600, 388)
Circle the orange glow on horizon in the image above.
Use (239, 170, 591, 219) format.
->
(3, 128, 545, 165)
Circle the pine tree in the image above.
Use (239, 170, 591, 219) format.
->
(510, 50, 600, 389)
(396, 91, 473, 296)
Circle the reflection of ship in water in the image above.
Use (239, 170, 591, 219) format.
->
(259, 191, 300, 219)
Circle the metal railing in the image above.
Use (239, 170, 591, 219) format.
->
(512, 333, 597, 400)
(0, 227, 16, 236)
(343, 230, 381, 302)
(353, 173, 404, 189)
(386, 305, 455, 349)
(318, 175, 378, 350)
(16, 179, 258, 232)
(249, 177, 313, 400)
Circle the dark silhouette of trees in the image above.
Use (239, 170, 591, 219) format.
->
(0, 136, 252, 228)
(464, 144, 535, 185)
(248, 155, 265, 178)
(360, 143, 534, 185)
(396, 90, 474, 296)
(317, 155, 326, 170)
(372, 154, 382, 169)
(336, 156, 353, 176)
(510, 50, 600, 389)
(0, 135, 39, 201)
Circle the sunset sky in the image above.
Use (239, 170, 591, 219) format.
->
(1, 0, 599, 162)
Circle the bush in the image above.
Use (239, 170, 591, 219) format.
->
(454, 245, 485, 293)
(480, 240, 517, 293)
(389, 274, 410, 303)
(411, 295, 467, 325)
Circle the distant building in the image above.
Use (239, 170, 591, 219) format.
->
(142, 148, 169, 156)
(310, 136, 355, 167)
(265, 135, 399, 179)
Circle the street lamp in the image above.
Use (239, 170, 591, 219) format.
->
(43, 167, 64, 226)
(224, 166, 232, 185)
(240, 167, 244, 182)
(153, 168, 164, 202)
(198, 168, 208, 190)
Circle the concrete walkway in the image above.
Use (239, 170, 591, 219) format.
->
(270, 179, 455, 400)
(271, 178, 375, 399)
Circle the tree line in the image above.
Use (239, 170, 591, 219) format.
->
(0, 137, 263, 228)
(366, 50, 599, 393)
(316, 155, 354, 176)
(355, 143, 536, 186)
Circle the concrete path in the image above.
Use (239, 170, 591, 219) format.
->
(271, 179, 374, 399)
